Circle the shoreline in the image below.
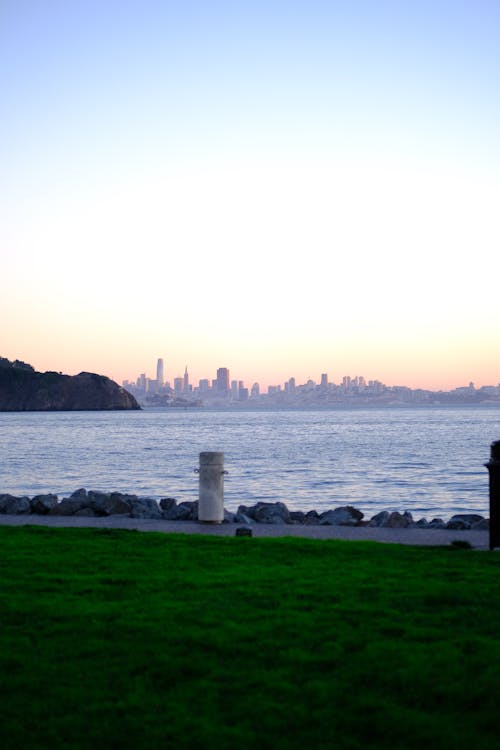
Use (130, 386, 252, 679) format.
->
(0, 513, 491, 548)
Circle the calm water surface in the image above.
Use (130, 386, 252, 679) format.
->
(0, 407, 498, 519)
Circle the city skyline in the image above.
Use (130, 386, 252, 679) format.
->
(2, 2, 499, 390)
(123, 358, 499, 397)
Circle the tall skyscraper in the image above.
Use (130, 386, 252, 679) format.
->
(184, 365, 189, 393)
(216, 367, 230, 393)
(156, 358, 164, 387)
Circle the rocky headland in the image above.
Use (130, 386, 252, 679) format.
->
(0, 489, 489, 531)
(0, 358, 140, 411)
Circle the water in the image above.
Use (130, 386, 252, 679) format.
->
(0, 407, 498, 520)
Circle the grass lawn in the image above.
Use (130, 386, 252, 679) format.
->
(1, 526, 500, 750)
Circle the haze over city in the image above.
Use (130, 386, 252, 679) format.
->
(2, 2, 499, 391)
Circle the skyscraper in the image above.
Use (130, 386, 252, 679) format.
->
(156, 358, 164, 387)
(184, 365, 189, 393)
(216, 367, 230, 394)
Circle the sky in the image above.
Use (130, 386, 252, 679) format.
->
(1, 0, 499, 391)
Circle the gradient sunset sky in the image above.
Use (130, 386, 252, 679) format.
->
(2, 1, 499, 391)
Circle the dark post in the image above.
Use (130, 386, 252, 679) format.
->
(485, 441, 500, 550)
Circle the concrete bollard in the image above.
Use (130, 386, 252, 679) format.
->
(485, 441, 500, 550)
(198, 452, 225, 523)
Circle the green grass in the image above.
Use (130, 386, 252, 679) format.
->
(1, 526, 500, 750)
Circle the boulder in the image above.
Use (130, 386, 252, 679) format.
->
(446, 514, 485, 531)
(472, 518, 489, 530)
(385, 511, 410, 528)
(105, 493, 134, 515)
(0, 494, 31, 514)
(368, 510, 411, 528)
(428, 518, 446, 529)
(70, 488, 88, 501)
(129, 497, 162, 519)
(176, 501, 197, 520)
(251, 501, 291, 524)
(162, 500, 197, 520)
(236, 504, 256, 520)
(446, 519, 471, 530)
(87, 491, 111, 515)
(161, 499, 179, 520)
(159, 497, 177, 513)
(49, 498, 88, 516)
(31, 494, 59, 515)
(303, 510, 321, 525)
(416, 518, 429, 528)
(289, 511, 305, 524)
(223, 509, 236, 523)
(234, 508, 254, 524)
(368, 511, 390, 527)
(320, 506, 364, 526)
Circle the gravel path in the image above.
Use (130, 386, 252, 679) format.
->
(0, 514, 491, 549)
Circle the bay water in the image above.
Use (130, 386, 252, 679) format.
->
(0, 406, 499, 520)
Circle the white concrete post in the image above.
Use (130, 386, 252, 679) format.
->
(198, 452, 225, 523)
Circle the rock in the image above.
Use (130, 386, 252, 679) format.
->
(129, 497, 162, 519)
(234, 509, 254, 524)
(177, 501, 197, 520)
(303, 510, 321, 525)
(49, 498, 88, 516)
(368, 510, 410, 528)
(236, 504, 256, 520)
(472, 518, 489, 530)
(428, 518, 446, 529)
(30, 494, 59, 514)
(320, 506, 364, 526)
(368, 511, 390, 527)
(0, 494, 31, 514)
(159, 497, 177, 512)
(289, 511, 305, 524)
(446, 519, 471, 530)
(385, 511, 410, 528)
(251, 501, 291, 524)
(161, 499, 179, 520)
(162, 500, 196, 520)
(223, 509, 236, 523)
(416, 518, 429, 528)
(447, 514, 485, 530)
(70, 488, 88, 501)
(87, 491, 110, 515)
(105, 493, 134, 515)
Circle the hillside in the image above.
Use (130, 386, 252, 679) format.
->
(0, 358, 140, 411)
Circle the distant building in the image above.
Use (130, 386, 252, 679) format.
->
(320, 373, 328, 389)
(216, 367, 230, 394)
(174, 377, 183, 395)
(157, 358, 164, 387)
(251, 383, 260, 398)
(199, 379, 210, 393)
(184, 366, 189, 393)
(231, 380, 239, 399)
